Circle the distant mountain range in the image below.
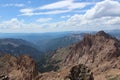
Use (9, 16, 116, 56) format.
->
(36, 33, 85, 52)
(0, 32, 72, 43)
(0, 32, 86, 52)
(0, 38, 43, 59)
(106, 30, 120, 40)
(0, 30, 119, 52)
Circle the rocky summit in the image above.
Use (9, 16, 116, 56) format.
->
(39, 31, 120, 80)
(63, 31, 120, 65)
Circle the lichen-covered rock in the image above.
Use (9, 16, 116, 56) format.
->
(65, 64, 94, 80)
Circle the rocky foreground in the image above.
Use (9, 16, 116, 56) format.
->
(0, 54, 38, 80)
(0, 31, 120, 80)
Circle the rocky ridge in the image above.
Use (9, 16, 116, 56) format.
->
(38, 31, 120, 80)
(0, 31, 120, 80)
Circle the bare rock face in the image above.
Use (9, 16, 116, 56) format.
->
(48, 31, 120, 80)
(0, 54, 38, 80)
(64, 31, 120, 65)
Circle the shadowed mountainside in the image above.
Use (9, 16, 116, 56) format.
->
(0, 38, 43, 59)
(36, 33, 84, 52)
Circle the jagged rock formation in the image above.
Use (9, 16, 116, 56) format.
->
(1, 31, 120, 80)
(65, 64, 94, 80)
(0, 54, 38, 80)
(38, 31, 120, 80)
(56, 31, 120, 66)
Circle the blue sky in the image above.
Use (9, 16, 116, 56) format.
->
(0, 0, 120, 33)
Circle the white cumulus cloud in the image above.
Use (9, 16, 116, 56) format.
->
(106, 17, 120, 25)
(84, 0, 120, 19)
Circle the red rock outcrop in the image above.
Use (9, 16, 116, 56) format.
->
(0, 54, 38, 80)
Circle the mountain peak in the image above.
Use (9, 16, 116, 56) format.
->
(96, 30, 112, 38)
(51, 30, 120, 66)
(96, 30, 108, 36)
(96, 30, 106, 35)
